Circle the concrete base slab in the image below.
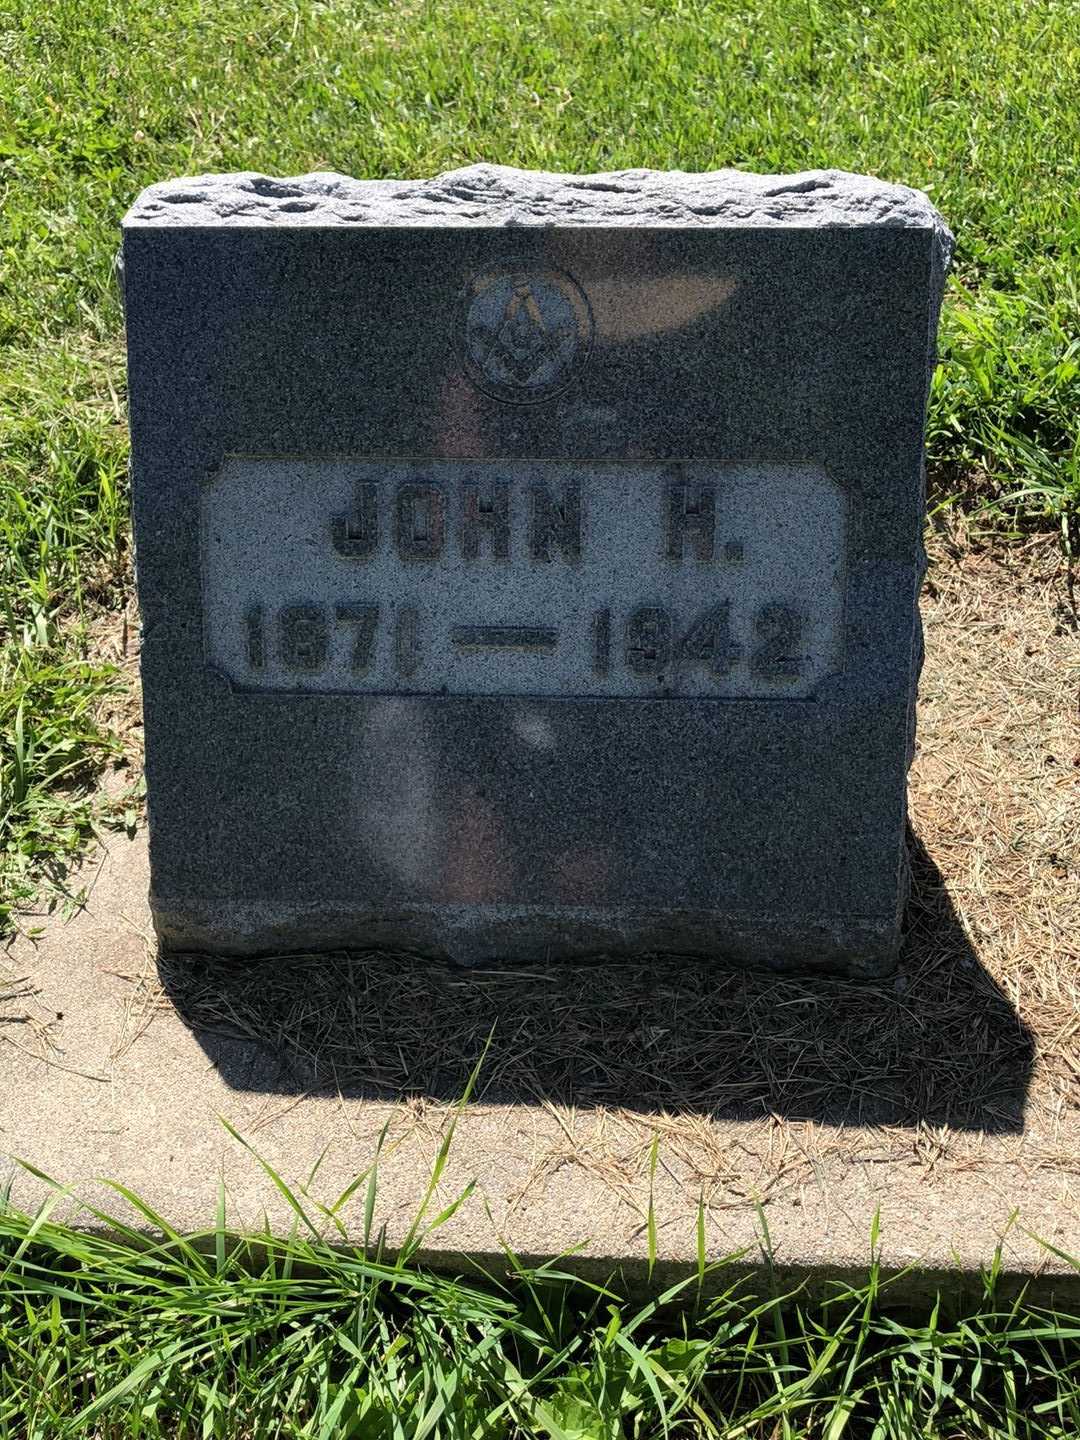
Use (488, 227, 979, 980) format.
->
(2, 825, 1077, 1304)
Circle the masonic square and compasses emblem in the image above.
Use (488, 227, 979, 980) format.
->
(459, 262, 594, 403)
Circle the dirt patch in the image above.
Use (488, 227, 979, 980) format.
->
(85, 588, 144, 783)
(912, 526, 1079, 1129)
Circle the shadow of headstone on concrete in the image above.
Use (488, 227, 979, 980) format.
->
(159, 829, 1033, 1134)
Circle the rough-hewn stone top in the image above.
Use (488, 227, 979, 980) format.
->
(124, 163, 951, 254)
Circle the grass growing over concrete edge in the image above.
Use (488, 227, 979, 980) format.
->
(3, 1068, 1080, 1440)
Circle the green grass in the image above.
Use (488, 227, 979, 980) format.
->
(3, 1122, 1080, 1439)
(1, 2, 1079, 900)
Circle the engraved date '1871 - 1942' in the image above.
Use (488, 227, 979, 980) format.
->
(200, 459, 846, 700)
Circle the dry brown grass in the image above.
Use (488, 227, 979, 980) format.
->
(159, 529, 1080, 1176)
(86, 589, 144, 781)
(913, 524, 1079, 1121)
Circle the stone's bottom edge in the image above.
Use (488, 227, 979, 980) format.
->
(151, 898, 902, 978)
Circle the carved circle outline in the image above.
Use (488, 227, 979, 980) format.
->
(457, 260, 594, 404)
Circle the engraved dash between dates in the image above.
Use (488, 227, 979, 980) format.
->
(450, 625, 558, 651)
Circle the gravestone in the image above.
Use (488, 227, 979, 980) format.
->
(122, 164, 952, 974)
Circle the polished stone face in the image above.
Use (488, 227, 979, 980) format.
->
(123, 165, 952, 973)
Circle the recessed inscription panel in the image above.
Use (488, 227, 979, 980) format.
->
(202, 459, 845, 698)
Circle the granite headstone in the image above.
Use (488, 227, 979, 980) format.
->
(122, 164, 952, 974)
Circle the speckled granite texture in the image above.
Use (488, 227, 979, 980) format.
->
(122, 165, 952, 973)
(127, 163, 951, 241)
